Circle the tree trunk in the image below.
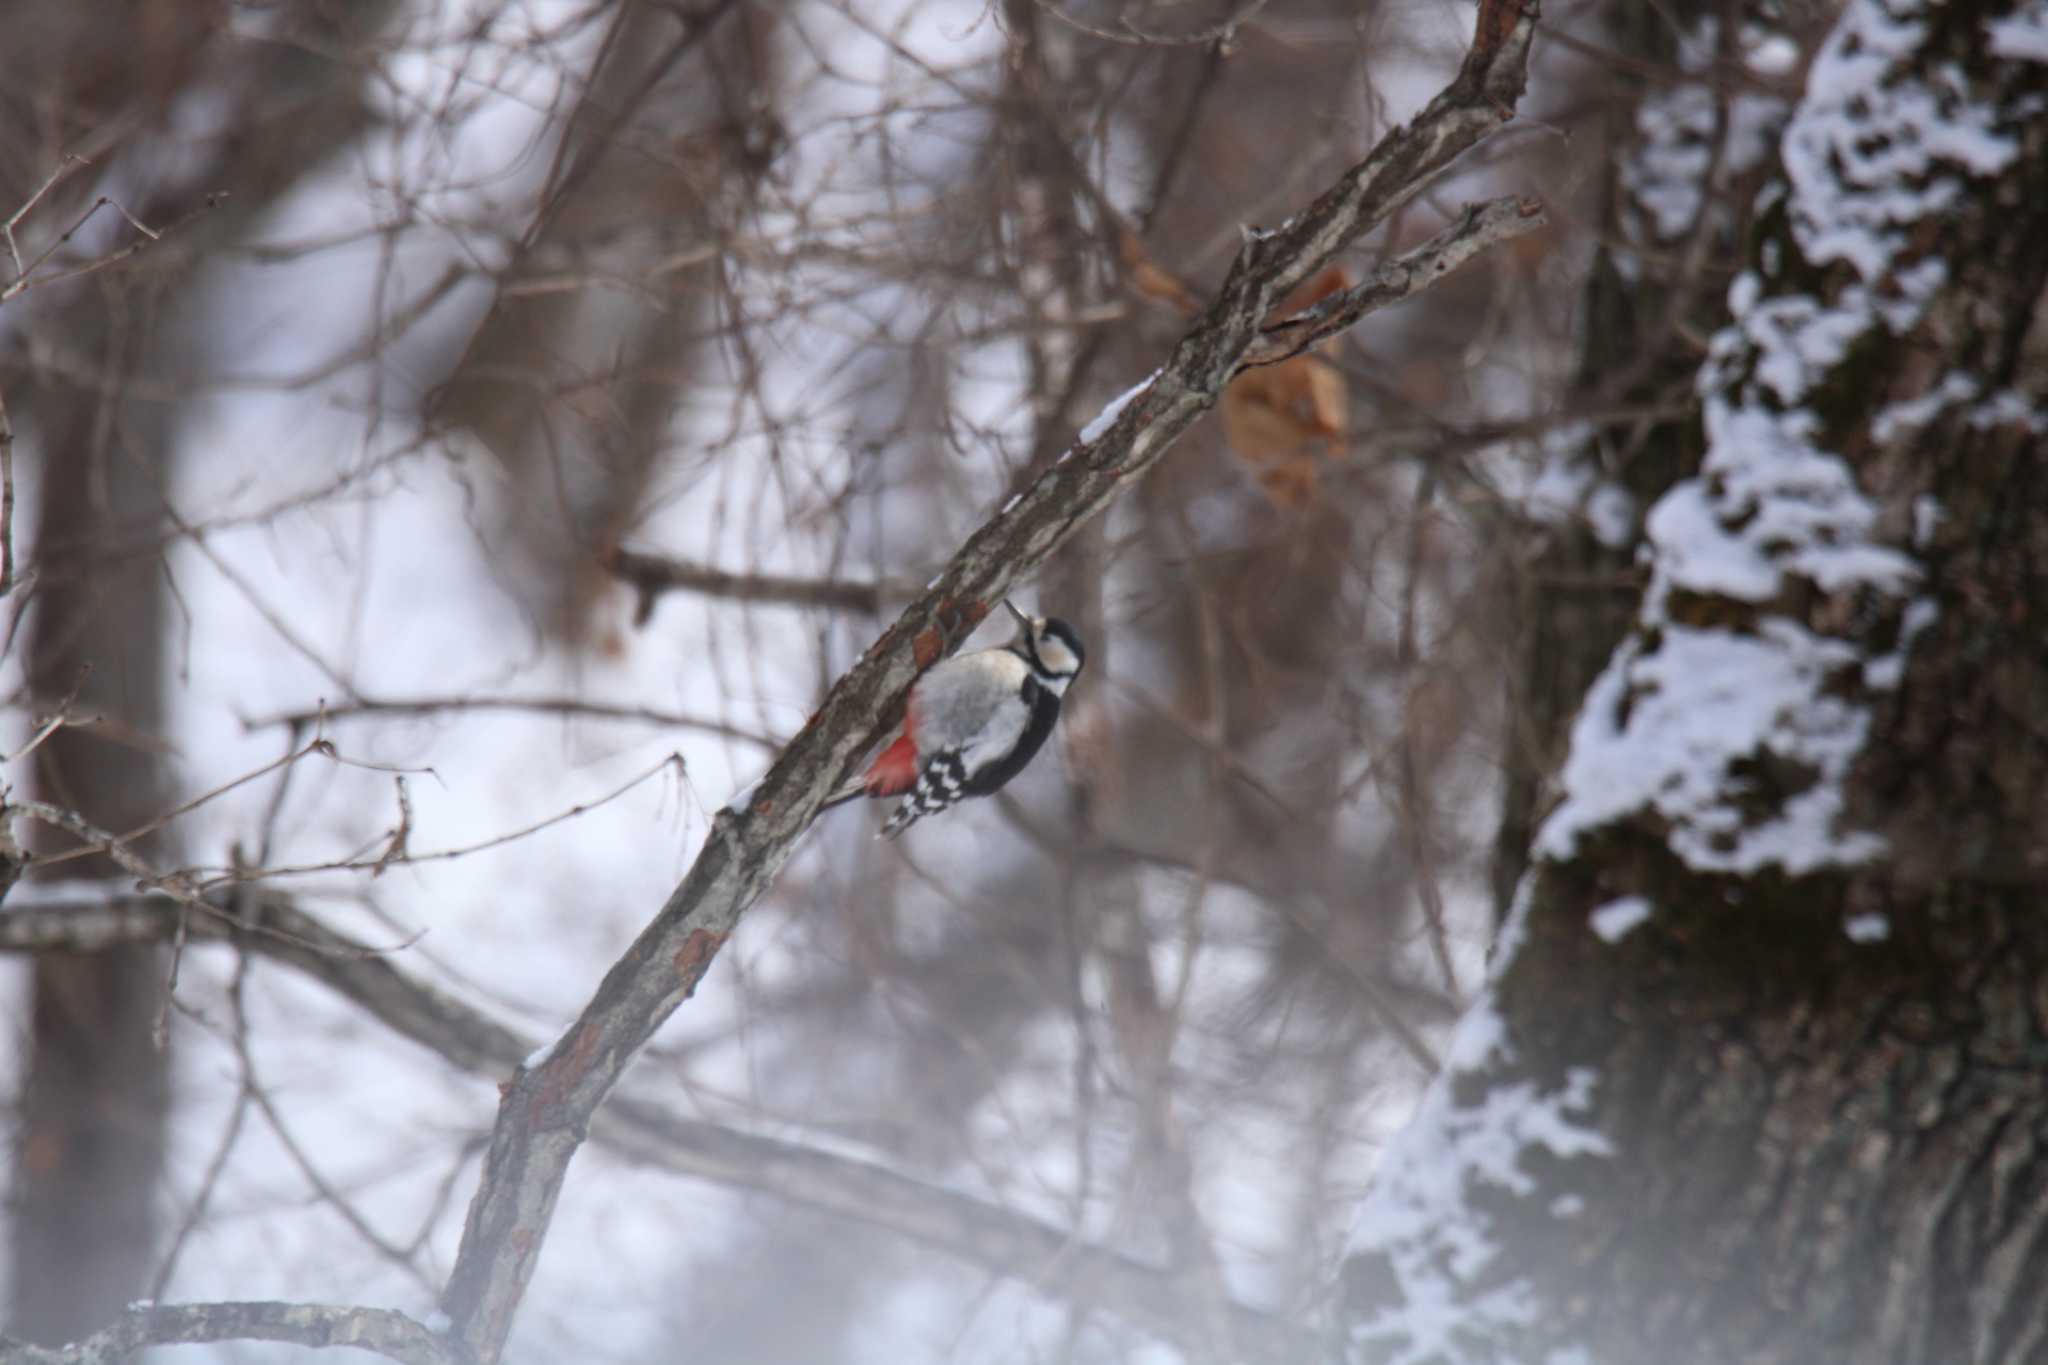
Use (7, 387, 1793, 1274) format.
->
(10, 323, 176, 1345)
(1345, 1, 2048, 1359)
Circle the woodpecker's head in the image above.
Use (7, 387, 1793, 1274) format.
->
(1004, 600, 1086, 694)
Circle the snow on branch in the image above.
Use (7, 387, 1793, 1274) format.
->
(438, 3, 1541, 1360)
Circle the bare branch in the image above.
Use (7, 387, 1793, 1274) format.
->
(1241, 195, 1549, 370)
(181, 753, 681, 894)
(0, 388, 14, 597)
(30, 734, 325, 872)
(608, 545, 899, 622)
(372, 776, 413, 878)
(243, 694, 778, 750)
(0, 192, 227, 305)
(0, 1300, 455, 1365)
(441, 4, 1541, 1359)
(0, 153, 90, 284)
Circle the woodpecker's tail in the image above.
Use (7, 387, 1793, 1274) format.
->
(877, 801, 922, 840)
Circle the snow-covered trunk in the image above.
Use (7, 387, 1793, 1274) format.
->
(1488, 1, 1793, 921)
(1344, 1, 2048, 1360)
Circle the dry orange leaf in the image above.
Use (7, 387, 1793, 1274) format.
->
(1116, 230, 1353, 507)
(1220, 265, 1353, 504)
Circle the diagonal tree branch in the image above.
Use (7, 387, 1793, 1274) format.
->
(442, 5, 1540, 1359)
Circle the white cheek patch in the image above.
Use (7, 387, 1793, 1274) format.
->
(1036, 637, 1079, 677)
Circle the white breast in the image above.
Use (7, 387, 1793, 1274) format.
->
(914, 649, 1033, 770)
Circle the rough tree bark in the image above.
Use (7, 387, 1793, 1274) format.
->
(1344, 2, 2048, 1360)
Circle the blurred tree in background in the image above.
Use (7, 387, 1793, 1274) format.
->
(0, 1, 2040, 1362)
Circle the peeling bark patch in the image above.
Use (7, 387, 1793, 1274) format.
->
(1472, 0, 1528, 57)
(673, 928, 726, 996)
(531, 1021, 599, 1109)
(922, 596, 991, 663)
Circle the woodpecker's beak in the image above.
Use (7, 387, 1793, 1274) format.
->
(1002, 599, 1031, 632)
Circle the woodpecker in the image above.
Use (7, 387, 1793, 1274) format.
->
(827, 601, 1086, 837)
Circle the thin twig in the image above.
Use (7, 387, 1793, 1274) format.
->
(243, 692, 777, 749)
(1, 153, 90, 283)
(609, 545, 901, 623)
(184, 752, 686, 893)
(373, 775, 413, 877)
(8, 802, 418, 963)
(5, 665, 96, 764)
(31, 734, 329, 870)
(0, 191, 224, 305)
(1241, 195, 1549, 371)
(0, 388, 15, 596)
(13, 800, 215, 917)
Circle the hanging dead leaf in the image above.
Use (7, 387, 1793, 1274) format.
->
(1219, 264, 1354, 505)
(1220, 354, 1347, 461)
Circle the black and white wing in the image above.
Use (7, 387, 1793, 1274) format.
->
(879, 650, 1038, 837)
